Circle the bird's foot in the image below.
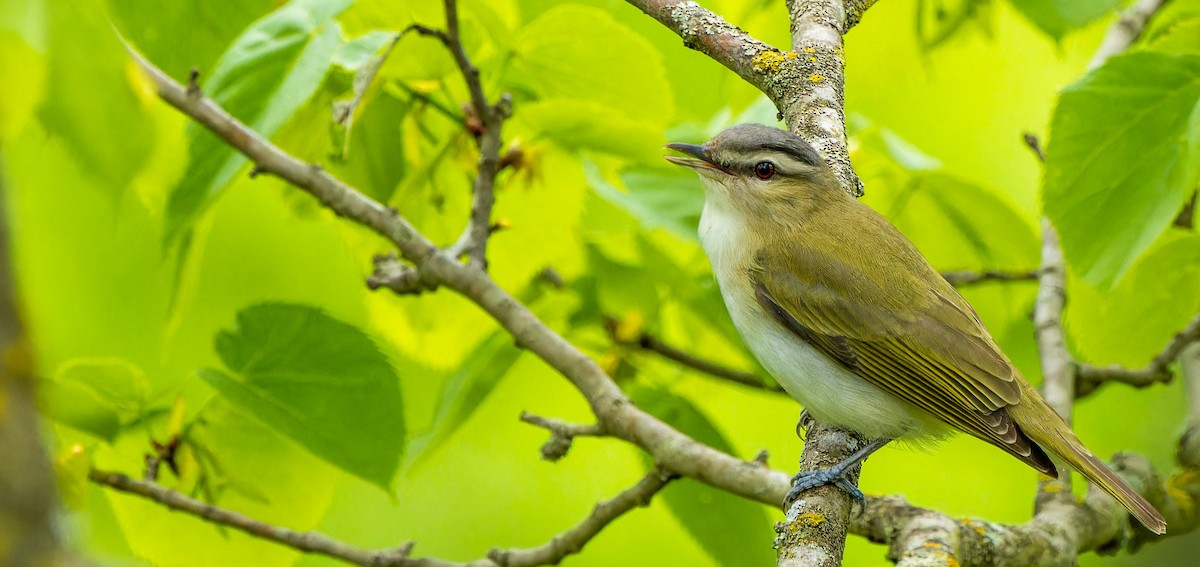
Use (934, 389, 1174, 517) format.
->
(783, 468, 865, 513)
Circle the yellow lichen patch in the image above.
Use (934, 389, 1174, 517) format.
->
(1168, 473, 1197, 513)
(752, 50, 799, 73)
(922, 542, 944, 549)
(1041, 482, 1066, 494)
(808, 74, 824, 83)
(807, 57, 816, 62)
(803, 46, 815, 53)
(958, 518, 986, 536)
(938, 552, 961, 567)
(795, 512, 826, 527)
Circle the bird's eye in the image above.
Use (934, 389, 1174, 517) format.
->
(754, 161, 776, 180)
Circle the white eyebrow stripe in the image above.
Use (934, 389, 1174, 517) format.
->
(745, 152, 813, 175)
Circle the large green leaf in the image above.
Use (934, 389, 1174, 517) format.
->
(164, 0, 354, 243)
(1006, 0, 1120, 39)
(1043, 52, 1200, 288)
(631, 386, 774, 567)
(199, 302, 405, 489)
(39, 0, 155, 197)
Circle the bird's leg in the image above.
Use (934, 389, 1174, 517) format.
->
(785, 436, 891, 511)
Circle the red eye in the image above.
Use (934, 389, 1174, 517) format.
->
(754, 161, 776, 179)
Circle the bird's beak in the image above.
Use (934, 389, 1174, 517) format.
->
(664, 142, 726, 174)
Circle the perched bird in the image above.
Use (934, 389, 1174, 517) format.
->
(665, 123, 1166, 534)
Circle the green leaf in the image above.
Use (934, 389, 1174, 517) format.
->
(510, 5, 673, 127)
(1007, 0, 1120, 38)
(164, 0, 354, 244)
(200, 302, 405, 489)
(1145, 15, 1200, 55)
(1067, 231, 1200, 366)
(519, 99, 664, 163)
(583, 160, 704, 240)
(40, 358, 150, 441)
(39, 0, 155, 197)
(878, 172, 1037, 271)
(630, 386, 774, 567)
(404, 331, 523, 471)
(1043, 52, 1200, 287)
(329, 89, 411, 203)
(109, 0, 276, 83)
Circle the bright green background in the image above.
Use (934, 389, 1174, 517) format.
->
(2, 0, 1199, 565)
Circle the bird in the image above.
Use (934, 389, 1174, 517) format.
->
(664, 123, 1166, 534)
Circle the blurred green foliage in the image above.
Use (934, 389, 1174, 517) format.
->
(1, 0, 1198, 565)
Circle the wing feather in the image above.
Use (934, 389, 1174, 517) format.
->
(751, 242, 1054, 475)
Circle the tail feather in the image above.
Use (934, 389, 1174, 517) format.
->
(1029, 423, 1166, 534)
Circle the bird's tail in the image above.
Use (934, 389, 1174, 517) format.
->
(1021, 407, 1166, 534)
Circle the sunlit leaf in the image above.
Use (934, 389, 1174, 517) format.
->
(510, 5, 673, 127)
(1067, 231, 1200, 366)
(0, 30, 44, 144)
(200, 302, 405, 489)
(631, 386, 774, 567)
(164, 0, 355, 244)
(518, 99, 664, 163)
(1044, 52, 1200, 287)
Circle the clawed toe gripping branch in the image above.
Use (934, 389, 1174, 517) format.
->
(94, 0, 1200, 566)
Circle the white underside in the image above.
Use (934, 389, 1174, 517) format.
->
(698, 192, 941, 440)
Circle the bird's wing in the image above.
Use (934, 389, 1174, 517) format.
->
(751, 250, 1056, 475)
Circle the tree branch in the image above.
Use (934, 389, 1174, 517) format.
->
(90, 468, 673, 567)
(519, 412, 605, 462)
(412, 0, 509, 270)
(1076, 312, 1200, 395)
(89, 469, 416, 566)
(624, 0, 780, 92)
(633, 333, 783, 392)
(0, 172, 67, 567)
(940, 269, 1039, 287)
(126, 39, 792, 525)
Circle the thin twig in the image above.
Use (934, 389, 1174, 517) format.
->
(642, 334, 782, 392)
(519, 412, 605, 461)
(941, 269, 1039, 286)
(89, 469, 416, 566)
(90, 468, 673, 567)
(1077, 312, 1200, 396)
(413, 1, 507, 270)
(489, 470, 675, 566)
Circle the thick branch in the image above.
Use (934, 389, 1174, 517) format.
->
(0, 172, 65, 566)
(624, 0, 779, 92)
